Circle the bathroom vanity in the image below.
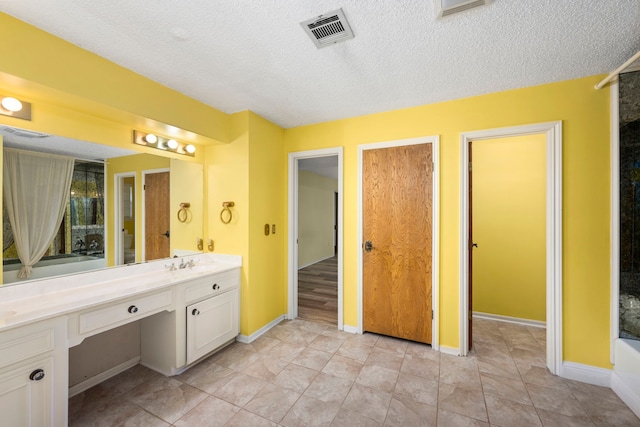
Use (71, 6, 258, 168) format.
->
(0, 253, 241, 426)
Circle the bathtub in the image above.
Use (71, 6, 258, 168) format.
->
(3, 255, 107, 284)
(612, 338, 640, 417)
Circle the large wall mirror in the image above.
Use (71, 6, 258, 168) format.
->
(1, 125, 203, 285)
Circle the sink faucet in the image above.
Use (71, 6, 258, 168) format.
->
(165, 262, 177, 271)
(187, 259, 195, 268)
(179, 259, 187, 269)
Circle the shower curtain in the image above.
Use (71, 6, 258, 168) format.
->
(3, 148, 75, 278)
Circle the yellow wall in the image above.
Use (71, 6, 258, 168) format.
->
(0, 13, 614, 369)
(285, 75, 611, 368)
(472, 135, 546, 322)
(298, 170, 338, 267)
(205, 111, 286, 335)
(170, 159, 203, 254)
(106, 154, 170, 265)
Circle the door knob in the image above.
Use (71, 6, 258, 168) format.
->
(162, 230, 170, 238)
(472, 242, 478, 248)
(364, 241, 373, 252)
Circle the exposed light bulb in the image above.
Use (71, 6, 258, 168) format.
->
(185, 144, 196, 154)
(144, 133, 158, 144)
(1, 97, 23, 112)
(167, 139, 179, 149)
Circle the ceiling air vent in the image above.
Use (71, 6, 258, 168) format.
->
(1, 126, 49, 138)
(435, 0, 490, 18)
(301, 8, 354, 49)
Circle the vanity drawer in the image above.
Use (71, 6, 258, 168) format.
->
(184, 269, 240, 303)
(78, 290, 173, 335)
(0, 323, 55, 370)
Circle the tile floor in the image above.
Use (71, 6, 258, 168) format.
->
(69, 318, 640, 426)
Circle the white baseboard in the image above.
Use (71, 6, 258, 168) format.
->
(342, 325, 359, 334)
(297, 255, 336, 271)
(559, 361, 612, 387)
(237, 315, 285, 344)
(439, 345, 461, 356)
(69, 356, 140, 397)
(611, 372, 640, 418)
(473, 311, 546, 328)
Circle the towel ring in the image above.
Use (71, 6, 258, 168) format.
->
(177, 202, 190, 223)
(220, 201, 235, 224)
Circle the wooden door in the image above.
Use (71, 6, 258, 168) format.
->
(145, 171, 170, 261)
(363, 143, 433, 344)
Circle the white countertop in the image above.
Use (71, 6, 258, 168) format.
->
(0, 253, 242, 332)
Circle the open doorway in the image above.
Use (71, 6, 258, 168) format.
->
(115, 173, 136, 265)
(288, 148, 344, 329)
(460, 121, 562, 375)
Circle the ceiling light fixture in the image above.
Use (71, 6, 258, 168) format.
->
(133, 130, 196, 157)
(0, 95, 32, 121)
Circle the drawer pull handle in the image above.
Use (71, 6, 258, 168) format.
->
(192, 308, 200, 316)
(29, 369, 45, 381)
(212, 284, 220, 290)
(128, 305, 139, 314)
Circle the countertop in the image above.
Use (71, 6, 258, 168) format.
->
(0, 253, 242, 332)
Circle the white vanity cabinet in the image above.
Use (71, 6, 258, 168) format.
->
(141, 267, 241, 375)
(0, 317, 67, 427)
(186, 287, 239, 364)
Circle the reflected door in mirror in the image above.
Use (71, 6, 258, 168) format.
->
(145, 171, 170, 261)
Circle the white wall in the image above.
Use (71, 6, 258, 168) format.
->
(298, 170, 337, 268)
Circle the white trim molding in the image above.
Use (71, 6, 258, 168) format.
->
(357, 136, 440, 348)
(287, 148, 344, 330)
(439, 346, 461, 356)
(612, 372, 640, 419)
(473, 312, 545, 328)
(459, 121, 563, 376)
(236, 315, 285, 344)
(560, 362, 612, 388)
(610, 79, 620, 364)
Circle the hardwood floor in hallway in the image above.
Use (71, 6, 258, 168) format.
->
(298, 256, 337, 326)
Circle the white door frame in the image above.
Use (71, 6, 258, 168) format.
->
(357, 136, 440, 349)
(114, 172, 136, 265)
(142, 168, 170, 262)
(459, 121, 562, 375)
(287, 148, 344, 329)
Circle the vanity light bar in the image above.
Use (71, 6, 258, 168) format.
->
(0, 95, 31, 121)
(133, 130, 195, 156)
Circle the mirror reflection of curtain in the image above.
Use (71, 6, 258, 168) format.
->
(3, 148, 75, 278)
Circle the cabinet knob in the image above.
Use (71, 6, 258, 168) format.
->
(128, 305, 138, 314)
(29, 369, 45, 381)
(212, 284, 220, 290)
(192, 308, 200, 316)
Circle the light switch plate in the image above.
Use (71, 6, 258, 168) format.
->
(264, 224, 270, 236)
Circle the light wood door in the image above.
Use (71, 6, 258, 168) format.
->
(363, 143, 433, 344)
(145, 172, 170, 261)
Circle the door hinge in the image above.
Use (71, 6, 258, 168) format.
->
(143, 184, 146, 190)
(431, 309, 434, 320)
(468, 162, 472, 172)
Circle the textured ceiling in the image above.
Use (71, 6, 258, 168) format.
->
(1, 1, 640, 129)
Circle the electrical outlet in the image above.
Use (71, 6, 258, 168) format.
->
(264, 224, 270, 236)
(272, 224, 276, 234)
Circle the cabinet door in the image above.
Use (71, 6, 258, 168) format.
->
(187, 289, 239, 364)
(0, 357, 53, 427)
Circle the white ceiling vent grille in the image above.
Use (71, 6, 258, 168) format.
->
(435, 0, 490, 18)
(301, 8, 354, 49)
